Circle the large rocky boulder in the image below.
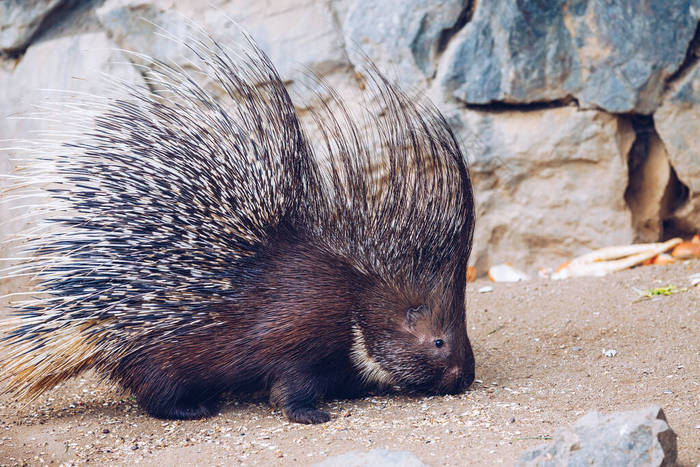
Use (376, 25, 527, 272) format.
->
(1, 0, 699, 277)
(517, 406, 677, 467)
(0, 0, 71, 54)
(438, 0, 699, 114)
(96, 0, 349, 86)
(447, 105, 634, 271)
(338, 0, 471, 87)
(655, 58, 700, 236)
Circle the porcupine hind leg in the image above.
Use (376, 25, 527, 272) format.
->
(135, 382, 222, 420)
(116, 360, 221, 419)
(269, 373, 331, 424)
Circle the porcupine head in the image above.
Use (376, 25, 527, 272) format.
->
(0, 26, 475, 424)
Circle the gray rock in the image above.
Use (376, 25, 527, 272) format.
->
(0, 0, 68, 53)
(0, 31, 142, 150)
(1, 0, 696, 278)
(340, 0, 470, 87)
(96, 0, 348, 95)
(0, 31, 142, 173)
(220, 0, 347, 82)
(446, 105, 633, 272)
(517, 406, 677, 467)
(314, 448, 426, 467)
(439, 0, 698, 113)
(655, 60, 700, 234)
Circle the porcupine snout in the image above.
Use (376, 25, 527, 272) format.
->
(439, 339, 475, 394)
(440, 365, 475, 394)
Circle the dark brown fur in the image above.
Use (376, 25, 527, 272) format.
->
(111, 230, 474, 423)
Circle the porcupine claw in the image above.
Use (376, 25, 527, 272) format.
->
(283, 406, 331, 425)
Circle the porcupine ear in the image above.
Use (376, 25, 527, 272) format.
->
(405, 305, 431, 330)
(300, 59, 475, 291)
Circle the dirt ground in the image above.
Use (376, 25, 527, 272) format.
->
(0, 260, 698, 466)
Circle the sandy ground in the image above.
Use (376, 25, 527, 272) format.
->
(0, 260, 698, 466)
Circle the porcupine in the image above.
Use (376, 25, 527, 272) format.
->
(0, 30, 475, 424)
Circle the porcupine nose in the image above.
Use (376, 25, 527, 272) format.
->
(463, 359, 475, 389)
(443, 338, 476, 393)
(440, 353, 475, 393)
(445, 366, 463, 392)
(441, 364, 474, 394)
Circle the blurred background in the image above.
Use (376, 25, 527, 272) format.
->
(1, 0, 699, 279)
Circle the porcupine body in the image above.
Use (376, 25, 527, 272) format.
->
(0, 31, 475, 424)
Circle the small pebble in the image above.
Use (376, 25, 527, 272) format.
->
(689, 273, 700, 287)
(602, 349, 617, 357)
(478, 286, 494, 294)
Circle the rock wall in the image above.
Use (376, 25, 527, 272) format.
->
(1, 0, 699, 278)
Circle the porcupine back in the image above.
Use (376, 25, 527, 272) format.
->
(0, 33, 318, 397)
(0, 30, 474, 402)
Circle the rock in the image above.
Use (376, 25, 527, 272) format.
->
(1, 0, 696, 278)
(0, 31, 142, 172)
(220, 0, 347, 82)
(339, 0, 470, 87)
(447, 105, 633, 272)
(96, 0, 348, 99)
(439, 0, 698, 113)
(655, 60, 700, 235)
(0, 30, 141, 192)
(517, 406, 677, 467)
(0, 31, 140, 128)
(0, 0, 69, 53)
(314, 448, 426, 467)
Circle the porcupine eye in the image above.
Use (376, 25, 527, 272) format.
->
(434, 339, 444, 348)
